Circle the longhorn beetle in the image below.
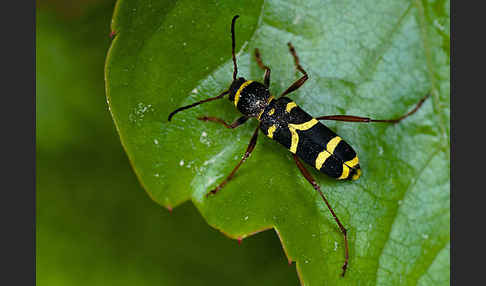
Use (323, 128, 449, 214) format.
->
(168, 15, 430, 277)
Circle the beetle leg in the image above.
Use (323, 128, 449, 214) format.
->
(206, 125, 259, 196)
(280, 42, 308, 98)
(198, 116, 249, 129)
(293, 154, 349, 277)
(254, 48, 271, 88)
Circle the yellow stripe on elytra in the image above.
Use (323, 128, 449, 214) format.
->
(315, 150, 331, 170)
(338, 164, 350, 180)
(257, 109, 264, 120)
(345, 156, 359, 168)
(289, 118, 318, 130)
(288, 119, 319, 153)
(234, 80, 253, 107)
(267, 125, 277, 138)
(268, 108, 275, 115)
(289, 128, 298, 153)
(352, 169, 362, 180)
(285, 102, 297, 113)
(326, 136, 342, 154)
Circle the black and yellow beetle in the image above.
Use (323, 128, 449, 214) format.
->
(168, 15, 430, 277)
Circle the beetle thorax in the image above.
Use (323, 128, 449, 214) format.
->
(228, 78, 271, 117)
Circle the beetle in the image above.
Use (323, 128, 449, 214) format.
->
(168, 15, 430, 276)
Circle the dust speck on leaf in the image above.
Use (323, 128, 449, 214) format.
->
(378, 146, 384, 155)
(128, 102, 153, 125)
(200, 131, 210, 146)
(206, 176, 218, 187)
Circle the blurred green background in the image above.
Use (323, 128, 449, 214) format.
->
(36, 1, 298, 285)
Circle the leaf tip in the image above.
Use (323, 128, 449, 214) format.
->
(109, 30, 117, 39)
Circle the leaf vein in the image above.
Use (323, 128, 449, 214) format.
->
(374, 146, 443, 284)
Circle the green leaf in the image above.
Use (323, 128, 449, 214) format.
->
(105, 0, 450, 285)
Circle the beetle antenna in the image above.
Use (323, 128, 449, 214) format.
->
(231, 15, 239, 80)
(168, 90, 229, 121)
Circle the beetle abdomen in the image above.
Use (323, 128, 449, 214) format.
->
(259, 97, 361, 180)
